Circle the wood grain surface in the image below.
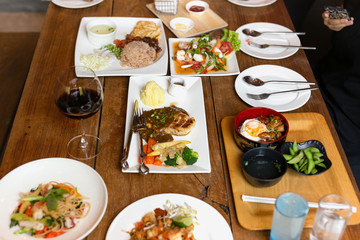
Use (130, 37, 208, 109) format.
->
(146, 0, 228, 38)
(0, 0, 359, 239)
(222, 114, 360, 230)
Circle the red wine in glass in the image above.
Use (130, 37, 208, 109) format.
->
(56, 88, 102, 119)
(54, 66, 103, 160)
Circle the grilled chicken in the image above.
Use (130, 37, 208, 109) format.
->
(143, 106, 196, 142)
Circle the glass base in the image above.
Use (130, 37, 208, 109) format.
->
(67, 134, 102, 160)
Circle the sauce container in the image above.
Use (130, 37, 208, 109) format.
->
(168, 77, 187, 98)
(185, 1, 209, 15)
(86, 19, 117, 47)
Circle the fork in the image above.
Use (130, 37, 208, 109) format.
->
(248, 41, 316, 50)
(135, 107, 150, 175)
(246, 87, 319, 100)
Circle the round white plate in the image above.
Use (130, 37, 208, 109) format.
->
(235, 65, 311, 112)
(236, 22, 300, 60)
(228, 0, 276, 7)
(52, 0, 103, 9)
(0, 158, 108, 240)
(106, 193, 233, 240)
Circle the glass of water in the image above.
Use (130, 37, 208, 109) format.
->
(270, 192, 309, 240)
(310, 194, 352, 240)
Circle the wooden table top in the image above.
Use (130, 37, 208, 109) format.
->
(1, 0, 359, 239)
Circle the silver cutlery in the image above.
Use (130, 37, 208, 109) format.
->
(135, 101, 149, 175)
(120, 103, 138, 170)
(248, 41, 316, 50)
(242, 28, 305, 37)
(247, 87, 319, 100)
(243, 76, 315, 87)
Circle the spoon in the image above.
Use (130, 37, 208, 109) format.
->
(242, 28, 305, 37)
(243, 76, 315, 87)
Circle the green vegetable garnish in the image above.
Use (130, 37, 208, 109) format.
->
(103, 44, 122, 59)
(165, 153, 179, 166)
(182, 146, 199, 165)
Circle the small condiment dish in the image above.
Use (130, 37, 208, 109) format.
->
(242, 147, 287, 187)
(169, 17, 194, 32)
(168, 77, 187, 98)
(185, 1, 209, 15)
(86, 19, 117, 47)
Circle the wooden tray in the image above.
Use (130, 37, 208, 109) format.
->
(146, 0, 228, 38)
(221, 113, 360, 230)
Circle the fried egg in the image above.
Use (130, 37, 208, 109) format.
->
(240, 119, 268, 141)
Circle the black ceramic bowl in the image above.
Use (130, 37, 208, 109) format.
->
(234, 107, 289, 152)
(242, 147, 288, 187)
(280, 140, 332, 175)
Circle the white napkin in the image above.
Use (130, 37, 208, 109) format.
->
(154, 0, 178, 14)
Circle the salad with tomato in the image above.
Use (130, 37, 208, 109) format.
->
(172, 29, 241, 74)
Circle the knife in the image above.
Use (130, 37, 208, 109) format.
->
(120, 102, 138, 169)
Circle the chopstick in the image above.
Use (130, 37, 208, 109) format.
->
(242, 195, 357, 213)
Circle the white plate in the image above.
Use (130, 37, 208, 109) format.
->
(0, 158, 108, 240)
(227, 0, 276, 7)
(169, 38, 240, 76)
(75, 17, 168, 77)
(122, 76, 211, 173)
(236, 22, 300, 60)
(105, 193, 233, 240)
(52, 0, 103, 9)
(235, 65, 311, 112)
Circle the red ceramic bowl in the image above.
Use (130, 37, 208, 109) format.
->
(234, 107, 289, 152)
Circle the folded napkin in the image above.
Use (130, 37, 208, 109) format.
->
(154, 0, 178, 14)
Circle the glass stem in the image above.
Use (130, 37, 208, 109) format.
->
(80, 119, 88, 149)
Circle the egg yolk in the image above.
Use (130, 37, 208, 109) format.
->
(244, 120, 267, 137)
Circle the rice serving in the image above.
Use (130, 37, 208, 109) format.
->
(120, 41, 156, 68)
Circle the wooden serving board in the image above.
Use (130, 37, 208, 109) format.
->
(146, 0, 228, 38)
(221, 113, 360, 230)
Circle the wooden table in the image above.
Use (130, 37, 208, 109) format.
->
(1, 0, 359, 239)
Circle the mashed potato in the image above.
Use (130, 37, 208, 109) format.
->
(140, 81, 165, 107)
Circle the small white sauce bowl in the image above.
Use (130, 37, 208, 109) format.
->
(185, 1, 209, 15)
(168, 77, 187, 98)
(86, 19, 117, 47)
(169, 17, 194, 32)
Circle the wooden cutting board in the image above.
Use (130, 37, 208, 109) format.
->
(146, 0, 228, 38)
(221, 113, 360, 230)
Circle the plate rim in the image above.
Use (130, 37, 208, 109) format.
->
(105, 193, 233, 240)
(168, 37, 240, 76)
(52, 0, 103, 9)
(236, 22, 300, 60)
(122, 75, 211, 174)
(227, 0, 277, 7)
(0, 157, 108, 240)
(74, 16, 168, 77)
(234, 64, 311, 112)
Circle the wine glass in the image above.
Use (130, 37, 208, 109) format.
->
(54, 66, 103, 160)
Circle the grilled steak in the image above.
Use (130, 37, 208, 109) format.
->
(142, 106, 196, 142)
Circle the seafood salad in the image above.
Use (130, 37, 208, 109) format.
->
(10, 181, 90, 238)
(129, 201, 198, 240)
(172, 29, 241, 74)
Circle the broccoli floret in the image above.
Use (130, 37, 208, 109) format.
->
(165, 153, 179, 166)
(182, 146, 199, 165)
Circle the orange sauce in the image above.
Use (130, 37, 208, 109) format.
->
(172, 42, 228, 74)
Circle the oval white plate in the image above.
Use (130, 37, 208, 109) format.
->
(0, 158, 108, 240)
(235, 65, 311, 112)
(106, 193, 233, 240)
(236, 22, 300, 60)
(227, 0, 276, 7)
(52, 0, 103, 9)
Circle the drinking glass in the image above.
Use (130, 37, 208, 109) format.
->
(270, 192, 309, 240)
(54, 66, 103, 160)
(310, 194, 352, 240)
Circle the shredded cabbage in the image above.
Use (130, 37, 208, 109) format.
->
(80, 54, 109, 71)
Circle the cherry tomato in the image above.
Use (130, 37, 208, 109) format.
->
(219, 41, 233, 55)
(190, 62, 202, 71)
